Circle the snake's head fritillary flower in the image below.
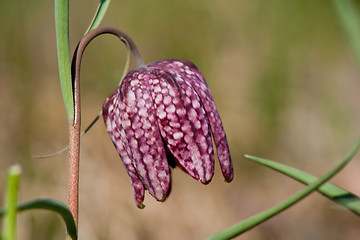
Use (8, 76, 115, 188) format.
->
(103, 59, 233, 208)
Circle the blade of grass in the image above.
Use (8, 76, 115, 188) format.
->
(54, 0, 111, 122)
(332, 0, 360, 72)
(0, 198, 77, 240)
(1, 165, 21, 240)
(247, 154, 360, 216)
(86, 0, 111, 33)
(55, 0, 73, 123)
(206, 138, 360, 240)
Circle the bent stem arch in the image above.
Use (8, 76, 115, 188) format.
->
(69, 26, 145, 227)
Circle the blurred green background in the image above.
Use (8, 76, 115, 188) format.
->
(1, 0, 360, 239)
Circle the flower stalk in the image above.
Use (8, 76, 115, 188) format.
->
(67, 125, 80, 228)
(69, 26, 146, 215)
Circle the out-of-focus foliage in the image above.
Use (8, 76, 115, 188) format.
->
(0, 0, 360, 239)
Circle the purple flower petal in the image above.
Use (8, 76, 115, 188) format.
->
(148, 69, 214, 184)
(103, 69, 172, 207)
(118, 69, 172, 201)
(149, 59, 233, 182)
(103, 92, 145, 208)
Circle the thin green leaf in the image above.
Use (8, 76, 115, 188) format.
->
(119, 39, 131, 84)
(247, 153, 360, 216)
(86, 0, 111, 33)
(55, 0, 111, 122)
(0, 198, 77, 240)
(206, 138, 360, 240)
(332, 0, 360, 72)
(1, 165, 21, 240)
(55, 0, 73, 123)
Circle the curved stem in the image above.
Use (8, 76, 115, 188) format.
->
(68, 26, 144, 229)
(72, 26, 145, 124)
(74, 26, 145, 78)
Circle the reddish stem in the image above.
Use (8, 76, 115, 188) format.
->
(68, 124, 80, 228)
(68, 26, 144, 230)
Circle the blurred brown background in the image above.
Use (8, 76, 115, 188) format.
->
(1, 0, 360, 239)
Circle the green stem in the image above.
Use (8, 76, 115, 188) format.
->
(247, 154, 360, 216)
(2, 165, 22, 240)
(207, 138, 360, 239)
(0, 198, 77, 240)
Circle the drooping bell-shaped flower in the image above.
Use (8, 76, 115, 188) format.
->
(101, 28, 233, 208)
